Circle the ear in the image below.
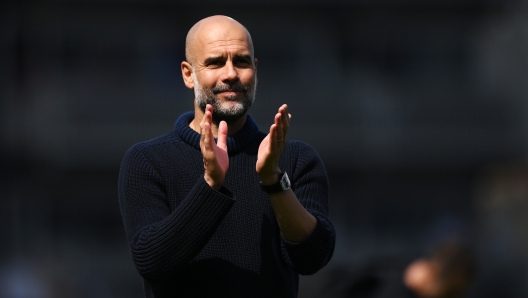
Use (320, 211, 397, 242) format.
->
(181, 61, 194, 89)
(253, 58, 258, 83)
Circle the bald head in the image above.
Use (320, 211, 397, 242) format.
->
(180, 15, 258, 130)
(185, 15, 254, 65)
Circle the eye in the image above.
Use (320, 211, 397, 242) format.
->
(234, 56, 252, 68)
(204, 57, 225, 68)
(208, 61, 223, 68)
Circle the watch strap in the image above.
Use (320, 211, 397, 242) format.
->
(260, 172, 291, 194)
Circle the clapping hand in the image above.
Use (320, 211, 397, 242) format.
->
(200, 104, 229, 190)
(256, 104, 291, 185)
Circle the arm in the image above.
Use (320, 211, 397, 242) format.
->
(257, 104, 316, 242)
(118, 106, 232, 281)
(257, 105, 335, 274)
(279, 141, 335, 275)
(118, 145, 234, 282)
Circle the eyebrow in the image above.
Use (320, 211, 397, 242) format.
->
(203, 56, 224, 65)
(234, 54, 252, 61)
(203, 54, 252, 65)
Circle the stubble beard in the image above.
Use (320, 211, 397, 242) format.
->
(193, 68, 256, 125)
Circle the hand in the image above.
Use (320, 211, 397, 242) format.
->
(256, 104, 291, 184)
(201, 104, 229, 190)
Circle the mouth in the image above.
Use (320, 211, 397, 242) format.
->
(216, 91, 242, 101)
(212, 84, 249, 95)
(217, 90, 241, 95)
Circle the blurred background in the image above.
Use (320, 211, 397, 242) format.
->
(1, 0, 528, 297)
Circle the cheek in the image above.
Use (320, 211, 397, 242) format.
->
(239, 70, 256, 85)
(196, 73, 218, 88)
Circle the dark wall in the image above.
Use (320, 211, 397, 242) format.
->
(1, 1, 528, 297)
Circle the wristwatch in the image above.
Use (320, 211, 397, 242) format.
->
(260, 172, 291, 194)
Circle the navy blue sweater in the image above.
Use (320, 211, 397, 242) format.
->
(118, 112, 336, 297)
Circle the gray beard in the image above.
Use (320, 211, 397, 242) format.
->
(193, 70, 256, 125)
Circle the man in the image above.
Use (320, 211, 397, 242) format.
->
(118, 15, 336, 298)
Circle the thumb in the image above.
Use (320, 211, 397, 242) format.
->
(217, 120, 228, 150)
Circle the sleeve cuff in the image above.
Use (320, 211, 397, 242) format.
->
(281, 216, 336, 275)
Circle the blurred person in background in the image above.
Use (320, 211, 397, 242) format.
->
(402, 242, 476, 298)
(468, 160, 528, 298)
(118, 15, 335, 298)
(318, 241, 476, 298)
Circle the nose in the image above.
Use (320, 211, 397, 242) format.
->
(221, 60, 238, 82)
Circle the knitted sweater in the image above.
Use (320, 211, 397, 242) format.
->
(118, 112, 336, 298)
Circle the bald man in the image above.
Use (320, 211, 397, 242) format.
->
(118, 16, 336, 298)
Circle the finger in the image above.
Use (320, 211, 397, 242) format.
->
(279, 104, 288, 120)
(217, 120, 228, 151)
(200, 113, 205, 130)
(201, 109, 213, 149)
(278, 104, 289, 137)
(205, 107, 213, 126)
(284, 106, 290, 125)
(280, 108, 288, 133)
(200, 123, 209, 165)
(274, 113, 284, 142)
(202, 121, 212, 150)
(281, 114, 289, 139)
(200, 105, 209, 128)
(280, 104, 288, 117)
(201, 105, 216, 157)
(269, 123, 278, 148)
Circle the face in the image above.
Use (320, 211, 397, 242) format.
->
(183, 19, 258, 125)
(192, 65, 256, 125)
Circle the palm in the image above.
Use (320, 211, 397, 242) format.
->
(199, 105, 229, 189)
(213, 140, 229, 178)
(256, 135, 271, 173)
(256, 104, 290, 179)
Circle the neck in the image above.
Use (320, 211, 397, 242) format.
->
(190, 103, 247, 137)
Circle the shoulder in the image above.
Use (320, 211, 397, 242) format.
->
(281, 140, 326, 175)
(128, 131, 177, 152)
(283, 140, 321, 159)
(122, 131, 180, 164)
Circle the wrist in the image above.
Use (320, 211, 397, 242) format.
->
(258, 170, 281, 185)
(204, 174, 222, 190)
(260, 171, 291, 194)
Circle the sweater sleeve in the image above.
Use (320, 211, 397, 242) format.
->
(118, 143, 235, 282)
(279, 141, 336, 275)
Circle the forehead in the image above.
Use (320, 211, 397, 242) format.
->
(195, 25, 252, 58)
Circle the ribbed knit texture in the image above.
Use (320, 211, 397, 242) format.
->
(118, 112, 336, 298)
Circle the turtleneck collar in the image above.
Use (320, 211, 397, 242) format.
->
(174, 112, 260, 154)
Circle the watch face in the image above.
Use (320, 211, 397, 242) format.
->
(280, 172, 291, 190)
